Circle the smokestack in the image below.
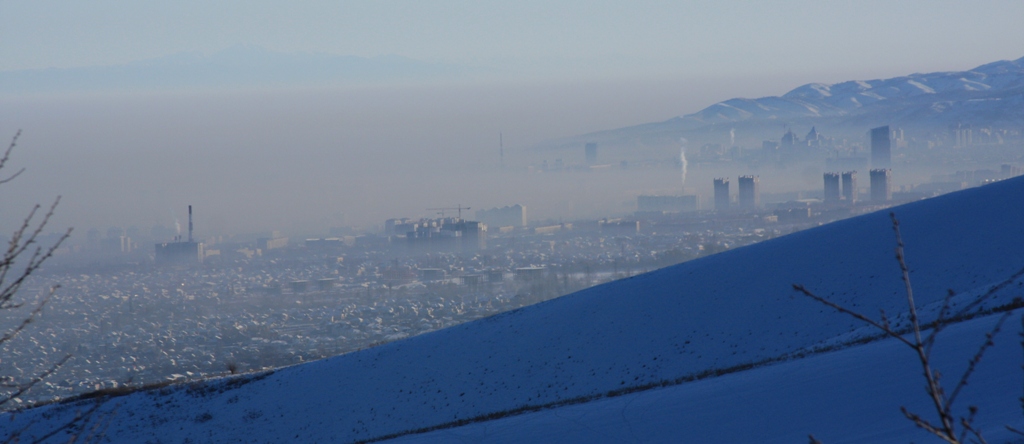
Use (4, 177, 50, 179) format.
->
(188, 205, 193, 243)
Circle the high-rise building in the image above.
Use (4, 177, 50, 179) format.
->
(713, 178, 730, 211)
(475, 205, 527, 228)
(404, 217, 487, 252)
(458, 220, 487, 252)
(871, 125, 891, 168)
(842, 171, 858, 203)
(823, 172, 841, 202)
(1001, 164, 1022, 178)
(738, 175, 760, 209)
(954, 124, 973, 148)
(585, 143, 598, 164)
(870, 169, 892, 202)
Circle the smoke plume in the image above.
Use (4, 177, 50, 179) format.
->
(679, 138, 688, 189)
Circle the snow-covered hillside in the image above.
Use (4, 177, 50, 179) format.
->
(6, 176, 1024, 443)
(389, 312, 1023, 444)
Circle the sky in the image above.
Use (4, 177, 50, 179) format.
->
(3, 0, 1024, 83)
(2, 1, 1024, 237)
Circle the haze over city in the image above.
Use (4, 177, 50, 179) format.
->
(2, 1, 1024, 237)
(3, 2, 1024, 443)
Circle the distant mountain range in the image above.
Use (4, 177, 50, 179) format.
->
(551, 56, 1024, 150)
(691, 56, 1024, 126)
(0, 45, 468, 94)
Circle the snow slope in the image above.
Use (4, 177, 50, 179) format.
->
(6, 176, 1024, 443)
(389, 312, 1024, 444)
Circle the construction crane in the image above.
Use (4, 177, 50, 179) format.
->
(427, 205, 471, 219)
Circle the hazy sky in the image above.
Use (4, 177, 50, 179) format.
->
(3, 1, 1024, 238)
(3, 0, 1024, 83)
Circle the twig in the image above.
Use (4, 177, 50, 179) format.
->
(0, 197, 71, 309)
(901, 406, 956, 443)
(890, 213, 956, 439)
(950, 264, 1024, 322)
(26, 399, 105, 444)
(2, 417, 38, 444)
(0, 130, 25, 185)
(0, 354, 72, 408)
(0, 130, 96, 443)
(959, 405, 987, 444)
(0, 285, 58, 347)
(945, 312, 1010, 412)
(1007, 424, 1024, 437)
(926, 289, 958, 355)
(792, 283, 914, 348)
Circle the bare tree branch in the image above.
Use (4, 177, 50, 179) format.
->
(959, 405, 988, 444)
(891, 213, 958, 438)
(21, 400, 106, 444)
(901, 406, 956, 443)
(950, 265, 1024, 322)
(946, 313, 1010, 412)
(0, 130, 102, 443)
(795, 213, 1016, 444)
(1006, 424, 1024, 437)
(926, 289, 958, 355)
(0, 354, 71, 408)
(792, 283, 914, 348)
(0, 285, 58, 347)
(0, 197, 71, 310)
(0, 130, 25, 185)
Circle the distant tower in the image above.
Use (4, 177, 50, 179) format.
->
(871, 125, 891, 168)
(806, 126, 820, 147)
(870, 169, 892, 202)
(713, 178, 730, 211)
(155, 205, 203, 266)
(738, 175, 760, 209)
(842, 171, 858, 203)
(823, 172, 841, 202)
(585, 142, 597, 164)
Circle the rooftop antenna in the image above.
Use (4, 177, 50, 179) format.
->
(188, 205, 193, 243)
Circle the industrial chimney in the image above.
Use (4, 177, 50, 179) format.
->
(188, 205, 193, 243)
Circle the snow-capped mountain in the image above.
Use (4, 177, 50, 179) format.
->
(688, 56, 1024, 126)
(6, 175, 1024, 442)
(545, 56, 1024, 150)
